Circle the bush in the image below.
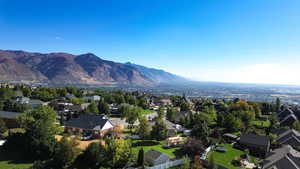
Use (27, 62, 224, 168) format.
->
(231, 157, 242, 167)
(133, 140, 160, 146)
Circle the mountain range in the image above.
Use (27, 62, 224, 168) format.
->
(0, 50, 189, 86)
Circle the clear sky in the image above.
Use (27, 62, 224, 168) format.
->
(1, 0, 300, 85)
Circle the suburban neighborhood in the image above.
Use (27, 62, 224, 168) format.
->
(0, 84, 300, 169)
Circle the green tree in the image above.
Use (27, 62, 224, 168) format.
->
(0, 118, 7, 135)
(80, 142, 105, 169)
(208, 155, 217, 169)
(293, 121, 300, 132)
(180, 101, 190, 112)
(17, 106, 61, 160)
(166, 107, 177, 122)
(138, 97, 149, 109)
(52, 136, 80, 169)
(191, 117, 210, 144)
(157, 106, 165, 119)
(85, 101, 99, 114)
(275, 98, 281, 112)
(119, 104, 131, 118)
(151, 118, 167, 140)
(98, 99, 110, 115)
(137, 148, 144, 167)
(224, 113, 243, 132)
(105, 138, 132, 168)
(137, 117, 151, 140)
(181, 155, 190, 169)
(123, 106, 141, 129)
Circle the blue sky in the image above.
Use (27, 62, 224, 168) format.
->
(1, 0, 300, 85)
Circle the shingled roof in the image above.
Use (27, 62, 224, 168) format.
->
(0, 111, 21, 119)
(262, 145, 300, 169)
(239, 134, 270, 147)
(64, 114, 113, 130)
(145, 149, 170, 164)
(277, 129, 300, 147)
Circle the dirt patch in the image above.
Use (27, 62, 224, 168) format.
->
(55, 135, 104, 150)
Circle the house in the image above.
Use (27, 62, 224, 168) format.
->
(150, 98, 172, 107)
(64, 114, 114, 138)
(166, 136, 184, 146)
(165, 120, 177, 134)
(145, 149, 170, 166)
(28, 99, 45, 108)
(66, 93, 75, 100)
(109, 104, 119, 115)
(238, 134, 270, 157)
(276, 129, 300, 147)
(261, 145, 300, 169)
(280, 114, 298, 126)
(109, 117, 139, 128)
(223, 133, 239, 142)
(84, 95, 101, 102)
(278, 108, 294, 120)
(0, 111, 21, 128)
(278, 108, 299, 126)
(16, 97, 30, 104)
(174, 111, 190, 123)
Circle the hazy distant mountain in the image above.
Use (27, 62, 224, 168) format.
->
(0, 50, 190, 86)
(125, 62, 189, 84)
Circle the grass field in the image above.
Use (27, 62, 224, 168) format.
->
(0, 149, 33, 169)
(251, 120, 270, 128)
(207, 144, 257, 169)
(140, 109, 156, 116)
(132, 140, 180, 158)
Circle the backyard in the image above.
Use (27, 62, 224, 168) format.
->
(132, 140, 180, 158)
(251, 120, 270, 128)
(140, 109, 156, 116)
(207, 144, 257, 169)
(0, 149, 33, 169)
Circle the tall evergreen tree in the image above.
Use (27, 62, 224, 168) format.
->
(137, 148, 144, 166)
(276, 98, 281, 113)
(98, 99, 110, 115)
(137, 117, 151, 140)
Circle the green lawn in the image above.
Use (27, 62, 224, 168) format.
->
(132, 140, 180, 158)
(251, 120, 270, 128)
(140, 109, 156, 116)
(0, 149, 33, 169)
(207, 144, 257, 169)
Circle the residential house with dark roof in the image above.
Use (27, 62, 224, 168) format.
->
(0, 111, 21, 128)
(261, 145, 300, 169)
(238, 134, 270, 157)
(28, 99, 45, 109)
(174, 111, 190, 123)
(145, 149, 170, 166)
(278, 108, 299, 126)
(277, 129, 300, 147)
(16, 97, 30, 104)
(84, 95, 101, 102)
(64, 114, 114, 138)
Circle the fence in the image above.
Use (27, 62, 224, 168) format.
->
(145, 159, 184, 169)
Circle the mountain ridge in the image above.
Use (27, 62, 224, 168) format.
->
(0, 50, 190, 86)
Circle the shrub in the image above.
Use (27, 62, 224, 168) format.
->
(133, 140, 160, 146)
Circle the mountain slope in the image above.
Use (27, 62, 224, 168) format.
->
(125, 62, 189, 84)
(0, 50, 189, 86)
